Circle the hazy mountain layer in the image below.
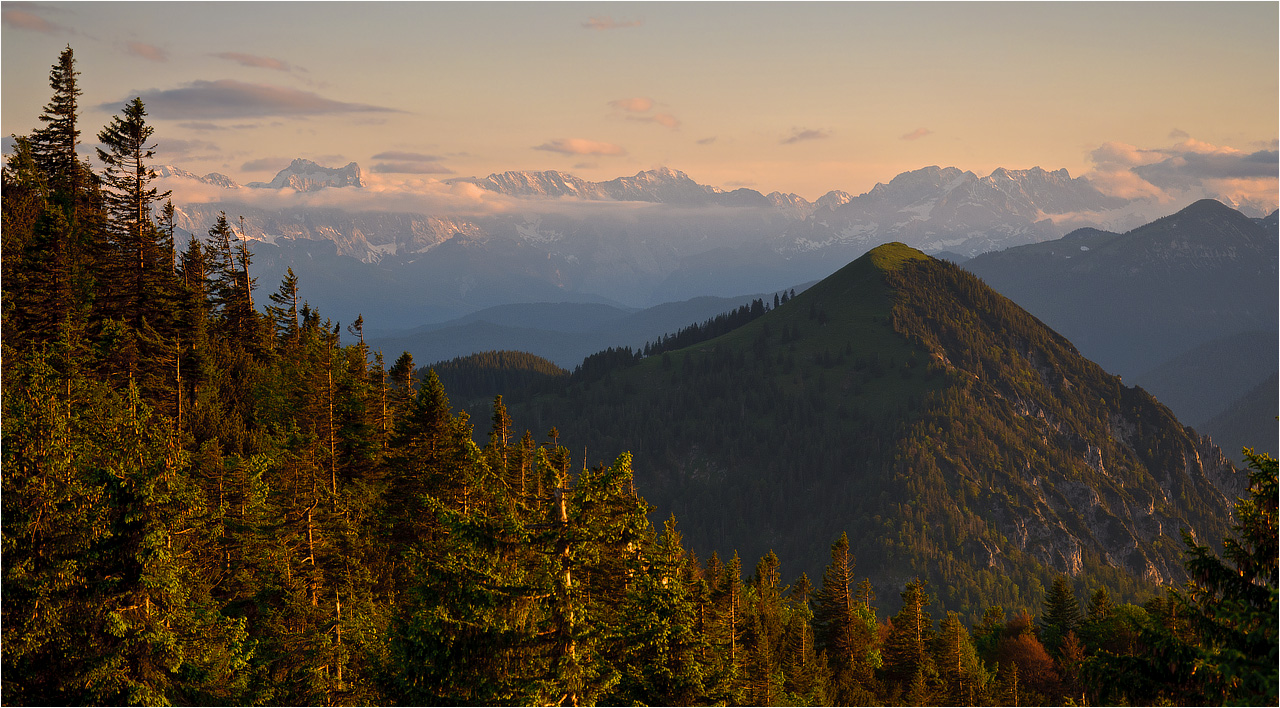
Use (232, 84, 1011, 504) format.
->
(964, 199, 1277, 378)
(159, 160, 1199, 330)
(370, 294, 789, 369)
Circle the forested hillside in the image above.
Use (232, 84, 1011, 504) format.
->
(504, 244, 1249, 618)
(3, 47, 1275, 707)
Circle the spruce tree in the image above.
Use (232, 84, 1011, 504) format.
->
(1039, 575, 1082, 656)
(814, 532, 878, 701)
(30, 46, 82, 199)
(933, 610, 989, 705)
(96, 97, 172, 328)
(882, 578, 938, 702)
(95, 97, 180, 405)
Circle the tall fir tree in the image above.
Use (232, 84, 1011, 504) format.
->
(1039, 575, 1082, 657)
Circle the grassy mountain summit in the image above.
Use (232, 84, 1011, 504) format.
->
(506, 243, 1245, 618)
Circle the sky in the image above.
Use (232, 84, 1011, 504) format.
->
(2, 1, 1277, 206)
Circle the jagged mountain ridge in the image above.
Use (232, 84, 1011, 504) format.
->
(500, 243, 1245, 617)
(156, 160, 1268, 329)
(782, 165, 1132, 258)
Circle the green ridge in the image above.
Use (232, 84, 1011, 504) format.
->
(506, 247, 1243, 620)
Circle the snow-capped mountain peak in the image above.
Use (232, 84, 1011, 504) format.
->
(155, 165, 242, 188)
(247, 158, 363, 191)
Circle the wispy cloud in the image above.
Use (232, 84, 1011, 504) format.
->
(900, 127, 933, 141)
(371, 162, 453, 175)
(609, 97, 654, 113)
(608, 97, 679, 130)
(212, 52, 297, 72)
(178, 121, 225, 131)
(1168, 128, 1190, 140)
(371, 151, 443, 162)
(583, 16, 642, 30)
(127, 42, 167, 62)
(533, 138, 627, 156)
(696, 137, 717, 145)
(110, 80, 401, 120)
(154, 138, 220, 160)
(2, 6, 67, 33)
(781, 128, 830, 145)
(241, 157, 292, 173)
(629, 112, 681, 130)
(370, 150, 452, 174)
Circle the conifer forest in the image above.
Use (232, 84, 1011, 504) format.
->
(3, 47, 1277, 707)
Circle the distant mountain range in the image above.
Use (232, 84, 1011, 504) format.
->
(158, 158, 1264, 328)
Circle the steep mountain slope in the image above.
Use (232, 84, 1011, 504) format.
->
(505, 244, 1244, 617)
(964, 199, 1278, 379)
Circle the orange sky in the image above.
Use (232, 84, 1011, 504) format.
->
(3, 2, 1276, 206)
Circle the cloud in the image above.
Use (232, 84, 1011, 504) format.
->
(1085, 136, 1279, 214)
(241, 157, 292, 172)
(609, 97, 654, 113)
(725, 180, 756, 187)
(108, 80, 401, 120)
(781, 128, 830, 145)
(369, 151, 451, 173)
(154, 138, 220, 160)
(178, 121, 225, 131)
(371, 151, 443, 162)
(371, 161, 454, 175)
(628, 112, 681, 129)
(533, 138, 627, 156)
(696, 137, 717, 145)
(583, 16, 642, 30)
(1134, 147, 1278, 186)
(127, 42, 167, 62)
(900, 127, 933, 141)
(574, 162, 599, 170)
(212, 52, 295, 72)
(2, 7, 66, 33)
(1169, 128, 1190, 140)
(608, 97, 679, 130)
(179, 121, 263, 131)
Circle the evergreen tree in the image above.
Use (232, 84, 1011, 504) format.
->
(95, 97, 172, 328)
(814, 532, 879, 701)
(607, 516, 710, 705)
(2, 355, 253, 705)
(933, 610, 990, 705)
(30, 46, 83, 199)
(882, 578, 938, 703)
(266, 267, 301, 349)
(1039, 574, 1082, 656)
(95, 97, 180, 408)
